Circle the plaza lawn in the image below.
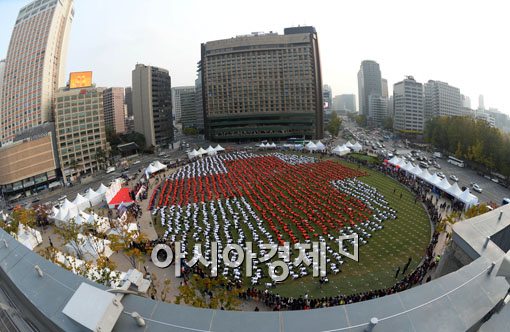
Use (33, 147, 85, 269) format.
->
(153, 153, 431, 299)
(273, 158, 431, 298)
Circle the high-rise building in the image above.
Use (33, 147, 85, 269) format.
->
(461, 94, 471, 109)
(333, 94, 356, 113)
(393, 76, 424, 133)
(194, 70, 204, 131)
(0, 123, 60, 197)
(179, 88, 198, 130)
(0, 59, 5, 139)
(368, 95, 388, 127)
(103, 88, 126, 134)
(323, 84, 332, 111)
(54, 86, 109, 182)
(358, 60, 382, 116)
(1, 0, 74, 143)
(381, 78, 389, 98)
(132, 64, 174, 148)
(172, 86, 195, 124)
(478, 95, 485, 110)
(125, 87, 133, 117)
(201, 26, 323, 141)
(424, 80, 461, 120)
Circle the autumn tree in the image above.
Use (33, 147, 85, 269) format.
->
(175, 275, 241, 310)
(108, 225, 148, 269)
(326, 111, 342, 137)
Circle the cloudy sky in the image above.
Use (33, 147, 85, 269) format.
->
(1, 0, 508, 113)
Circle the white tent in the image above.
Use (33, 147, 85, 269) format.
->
(85, 189, 103, 206)
(188, 149, 200, 159)
(437, 177, 452, 191)
(332, 145, 342, 154)
(388, 156, 401, 165)
(17, 224, 42, 251)
(446, 182, 463, 197)
(64, 234, 113, 261)
(153, 161, 167, 171)
(197, 147, 207, 156)
(305, 141, 317, 151)
(73, 194, 91, 211)
(345, 141, 354, 149)
(458, 189, 479, 207)
(214, 144, 225, 152)
(352, 142, 363, 152)
(206, 145, 217, 156)
(418, 169, 433, 182)
(145, 164, 159, 176)
(333, 145, 350, 156)
(270, 142, 277, 149)
(96, 183, 108, 195)
(402, 162, 414, 172)
(409, 165, 423, 176)
(428, 173, 442, 186)
(315, 141, 326, 151)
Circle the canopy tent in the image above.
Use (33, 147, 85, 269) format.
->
(17, 224, 42, 251)
(437, 177, 452, 191)
(315, 141, 326, 151)
(270, 142, 277, 149)
(214, 144, 225, 152)
(85, 189, 103, 206)
(206, 146, 217, 156)
(105, 179, 123, 203)
(458, 188, 479, 207)
(428, 173, 442, 186)
(153, 161, 167, 170)
(197, 147, 207, 156)
(64, 234, 113, 261)
(417, 169, 433, 182)
(75, 211, 95, 227)
(402, 162, 414, 172)
(387, 156, 401, 165)
(409, 165, 423, 176)
(107, 187, 134, 208)
(188, 149, 200, 159)
(345, 141, 354, 149)
(305, 141, 317, 152)
(96, 183, 108, 195)
(145, 161, 166, 177)
(333, 145, 350, 156)
(352, 142, 363, 152)
(446, 182, 463, 197)
(73, 194, 91, 211)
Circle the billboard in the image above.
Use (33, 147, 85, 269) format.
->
(69, 71, 93, 89)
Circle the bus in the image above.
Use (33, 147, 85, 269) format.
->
(448, 156, 465, 168)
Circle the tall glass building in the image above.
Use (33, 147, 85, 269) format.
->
(1, 0, 74, 143)
(201, 26, 323, 142)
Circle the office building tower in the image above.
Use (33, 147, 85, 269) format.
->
(0, 123, 60, 197)
(393, 76, 424, 133)
(103, 87, 126, 134)
(179, 88, 198, 130)
(132, 64, 174, 148)
(125, 87, 133, 117)
(323, 84, 332, 111)
(424, 80, 461, 120)
(172, 86, 195, 124)
(334, 94, 356, 113)
(54, 85, 109, 182)
(194, 70, 205, 131)
(357, 60, 382, 116)
(461, 94, 471, 109)
(1, 0, 74, 143)
(368, 95, 388, 127)
(381, 78, 389, 98)
(478, 95, 485, 110)
(201, 26, 323, 141)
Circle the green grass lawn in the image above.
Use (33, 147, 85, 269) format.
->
(273, 158, 431, 298)
(153, 154, 431, 299)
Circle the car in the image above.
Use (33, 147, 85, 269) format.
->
(491, 178, 500, 184)
(133, 160, 141, 165)
(433, 163, 441, 169)
(472, 183, 483, 193)
(57, 195, 67, 202)
(122, 166, 129, 172)
(437, 172, 445, 179)
(106, 166, 116, 174)
(450, 174, 459, 182)
(31, 198, 40, 204)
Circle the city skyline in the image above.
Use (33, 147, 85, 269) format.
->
(0, 0, 508, 114)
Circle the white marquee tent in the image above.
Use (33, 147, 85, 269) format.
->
(214, 144, 225, 152)
(305, 141, 317, 152)
(315, 141, 326, 151)
(206, 146, 217, 156)
(17, 224, 42, 251)
(352, 142, 363, 152)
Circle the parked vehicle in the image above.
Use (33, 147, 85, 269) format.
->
(437, 172, 445, 179)
(450, 174, 459, 182)
(106, 166, 116, 174)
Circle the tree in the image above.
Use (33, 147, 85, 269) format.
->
(355, 114, 367, 127)
(108, 225, 148, 269)
(0, 206, 37, 236)
(383, 117, 394, 131)
(183, 127, 199, 136)
(326, 111, 342, 137)
(95, 147, 108, 170)
(175, 275, 241, 310)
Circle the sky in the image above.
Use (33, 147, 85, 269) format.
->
(0, 0, 509, 113)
